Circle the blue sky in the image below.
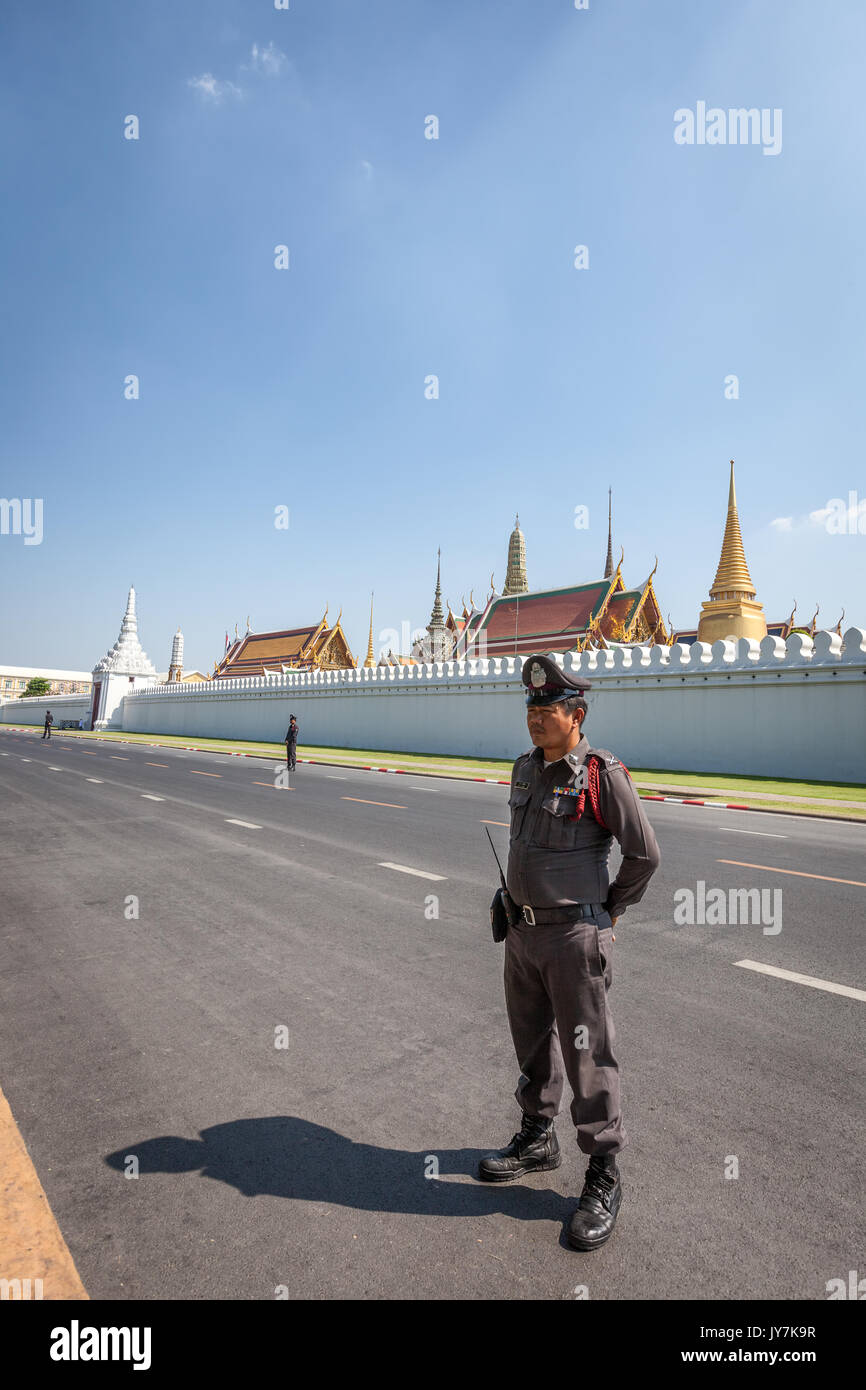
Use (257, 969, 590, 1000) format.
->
(2, 0, 864, 672)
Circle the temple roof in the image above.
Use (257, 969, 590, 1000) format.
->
(214, 613, 354, 677)
(454, 565, 669, 656)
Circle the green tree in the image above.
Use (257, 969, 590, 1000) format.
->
(22, 677, 51, 697)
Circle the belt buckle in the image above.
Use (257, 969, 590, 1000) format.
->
(522, 905, 536, 926)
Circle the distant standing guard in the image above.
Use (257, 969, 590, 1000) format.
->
(285, 715, 299, 771)
(479, 653, 661, 1251)
(42, 710, 53, 741)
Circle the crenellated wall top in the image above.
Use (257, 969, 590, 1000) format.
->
(122, 630, 866, 698)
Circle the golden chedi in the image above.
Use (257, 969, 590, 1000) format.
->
(697, 461, 768, 645)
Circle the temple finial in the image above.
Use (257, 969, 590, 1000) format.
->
(604, 488, 614, 578)
(364, 593, 375, 667)
(428, 551, 444, 628)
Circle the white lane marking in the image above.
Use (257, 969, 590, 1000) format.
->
(20, 758, 31, 762)
(49, 766, 63, 771)
(225, 818, 261, 829)
(720, 827, 786, 838)
(734, 960, 866, 1003)
(0, 752, 7, 756)
(86, 778, 104, 784)
(141, 794, 164, 801)
(326, 776, 347, 780)
(378, 862, 447, 881)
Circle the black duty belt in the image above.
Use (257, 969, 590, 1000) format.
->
(520, 903, 606, 926)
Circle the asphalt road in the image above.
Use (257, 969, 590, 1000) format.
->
(1, 725, 863, 1300)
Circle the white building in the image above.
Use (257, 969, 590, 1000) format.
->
(0, 666, 91, 696)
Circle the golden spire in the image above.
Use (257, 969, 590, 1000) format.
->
(709, 461, 757, 599)
(502, 514, 528, 596)
(364, 593, 375, 668)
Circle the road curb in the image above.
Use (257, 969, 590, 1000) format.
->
(638, 793, 866, 826)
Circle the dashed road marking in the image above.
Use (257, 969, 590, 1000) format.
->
(141, 794, 164, 801)
(145, 762, 169, 768)
(109, 756, 128, 761)
(734, 959, 866, 1003)
(190, 770, 221, 777)
(225, 818, 261, 829)
(719, 859, 866, 888)
(20, 758, 31, 762)
(252, 780, 292, 790)
(378, 862, 447, 881)
(720, 827, 786, 838)
(86, 778, 104, 784)
(327, 776, 347, 780)
(342, 797, 406, 809)
(49, 767, 63, 772)
(481, 819, 509, 827)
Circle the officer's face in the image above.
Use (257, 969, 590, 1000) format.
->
(526, 701, 582, 746)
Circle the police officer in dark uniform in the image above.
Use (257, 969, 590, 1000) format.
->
(285, 715, 299, 771)
(479, 653, 661, 1251)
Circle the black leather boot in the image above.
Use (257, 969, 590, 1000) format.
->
(478, 1113, 561, 1182)
(567, 1154, 622, 1249)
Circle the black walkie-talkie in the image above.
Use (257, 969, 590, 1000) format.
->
(485, 826, 519, 942)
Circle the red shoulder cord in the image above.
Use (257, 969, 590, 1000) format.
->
(569, 756, 632, 830)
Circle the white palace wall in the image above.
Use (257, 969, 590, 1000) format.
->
(118, 630, 866, 783)
(3, 632, 863, 782)
(0, 693, 91, 727)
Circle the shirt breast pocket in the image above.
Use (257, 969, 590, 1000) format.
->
(508, 786, 532, 839)
(537, 793, 582, 850)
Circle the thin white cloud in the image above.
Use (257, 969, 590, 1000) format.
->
(244, 41, 287, 76)
(189, 40, 290, 107)
(767, 497, 866, 534)
(188, 73, 243, 104)
(360, 160, 374, 181)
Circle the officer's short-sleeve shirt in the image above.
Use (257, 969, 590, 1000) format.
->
(505, 735, 660, 916)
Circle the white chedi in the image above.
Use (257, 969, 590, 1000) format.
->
(92, 587, 157, 676)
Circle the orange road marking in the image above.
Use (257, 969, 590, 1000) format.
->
(342, 796, 407, 809)
(481, 820, 509, 827)
(0, 1082, 88, 1300)
(718, 860, 866, 888)
(190, 770, 221, 777)
(80, 752, 97, 756)
(252, 780, 293, 789)
(145, 761, 168, 767)
(109, 756, 128, 761)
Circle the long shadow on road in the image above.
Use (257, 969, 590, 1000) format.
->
(105, 1116, 573, 1222)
